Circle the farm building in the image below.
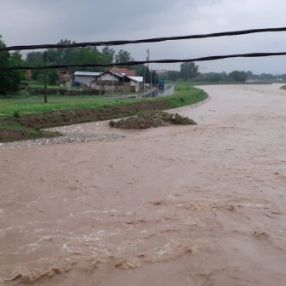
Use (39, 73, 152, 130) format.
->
(90, 71, 143, 93)
(129, 76, 144, 92)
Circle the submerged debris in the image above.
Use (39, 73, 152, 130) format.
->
(109, 111, 197, 129)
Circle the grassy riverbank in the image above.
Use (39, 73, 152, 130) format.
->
(0, 84, 207, 142)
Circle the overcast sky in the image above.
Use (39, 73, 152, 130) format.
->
(1, 0, 286, 73)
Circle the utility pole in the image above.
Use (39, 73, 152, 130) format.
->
(143, 66, 146, 94)
(154, 72, 157, 96)
(143, 49, 150, 94)
(111, 56, 115, 96)
(147, 48, 151, 87)
(43, 51, 48, 104)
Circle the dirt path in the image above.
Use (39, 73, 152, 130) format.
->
(1, 85, 286, 286)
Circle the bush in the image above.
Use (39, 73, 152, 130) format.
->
(13, 111, 20, 118)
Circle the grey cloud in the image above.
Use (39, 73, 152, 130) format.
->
(1, 0, 286, 73)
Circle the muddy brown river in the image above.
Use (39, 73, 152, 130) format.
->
(1, 85, 286, 285)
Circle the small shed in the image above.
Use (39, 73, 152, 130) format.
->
(129, 76, 144, 92)
(74, 71, 102, 87)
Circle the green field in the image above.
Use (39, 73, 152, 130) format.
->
(0, 83, 208, 142)
(0, 95, 136, 118)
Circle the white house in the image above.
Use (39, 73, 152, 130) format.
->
(91, 72, 143, 93)
(91, 71, 135, 93)
(74, 71, 144, 93)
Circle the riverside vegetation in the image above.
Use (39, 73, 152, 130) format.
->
(0, 83, 207, 142)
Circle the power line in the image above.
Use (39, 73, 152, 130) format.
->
(1, 52, 286, 71)
(1, 26, 286, 52)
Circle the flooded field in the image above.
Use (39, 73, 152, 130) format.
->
(1, 84, 286, 286)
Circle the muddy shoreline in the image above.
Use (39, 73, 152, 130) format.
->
(1, 84, 286, 286)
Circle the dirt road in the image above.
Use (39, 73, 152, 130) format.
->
(1, 85, 286, 285)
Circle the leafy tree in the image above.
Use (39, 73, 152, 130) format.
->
(165, 70, 180, 81)
(115, 49, 133, 66)
(101, 47, 115, 66)
(25, 39, 109, 83)
(156, 70, 183, 81)
(0, 36, 10, 94)
(70, 46, 103, 71)
(180, 62, 199, 80)
(25, 51, 59, 84)
(228, 71, 247, 82)
(0, 36, 23, 94)
(133, 65, 158, 85)
(25, 52, 44, 81)
(47, 39, 76, 65)
(46, 43, 103, 72)
(246, 71, 253, 79)
(7, 52, 25, 90)
(26, 52, 43, 64)
(198, 72, 228, 83)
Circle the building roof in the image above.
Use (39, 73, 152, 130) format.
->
(74, 71, 102, 77)
(95, 71, 126, 80)
(129, 76, 143, 83)
(110, 67, 136, 77)
(75, 71, 144, 84)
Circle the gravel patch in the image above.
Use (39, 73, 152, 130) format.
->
(0, 121, 126, 150)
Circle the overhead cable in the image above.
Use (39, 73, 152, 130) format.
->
(1, 26, 286, 52)
(1, 52, 286, 71)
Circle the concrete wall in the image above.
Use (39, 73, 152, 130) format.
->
(130, 81, 142, 92)
(91, 82, 131, 93)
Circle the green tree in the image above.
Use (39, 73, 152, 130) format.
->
(25, 51, 45, 81)
(25, 51, 59, 84)
(200, 72, 228, 83)
(0, 36, 10, 94)
(166, 70, 180, 81)
(133, 65, 158, 85)
(115, 49, 133, 66)
(26, 51, 44, 64)
(7, 52, 25, 90)
(101, 46, 115, 66)
(180, 62, 199, 80)
(48, 39, 76, 65)
(71, 47, 104, 71)
(228, 71, 247, 82)
(0, 36, 23, 94)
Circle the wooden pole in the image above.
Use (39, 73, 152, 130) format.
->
(43, 52, 48, 104)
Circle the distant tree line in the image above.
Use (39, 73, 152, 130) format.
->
(161, 63, 248, 83)
(0, 36, 159, 94)
(25, 39, 158, 86)
(25, 39, 135, 85)
(198, 70, 248, 83)
(160, 62, 286, 84)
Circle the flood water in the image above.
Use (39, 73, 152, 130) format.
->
(0, 84, 286, 286)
